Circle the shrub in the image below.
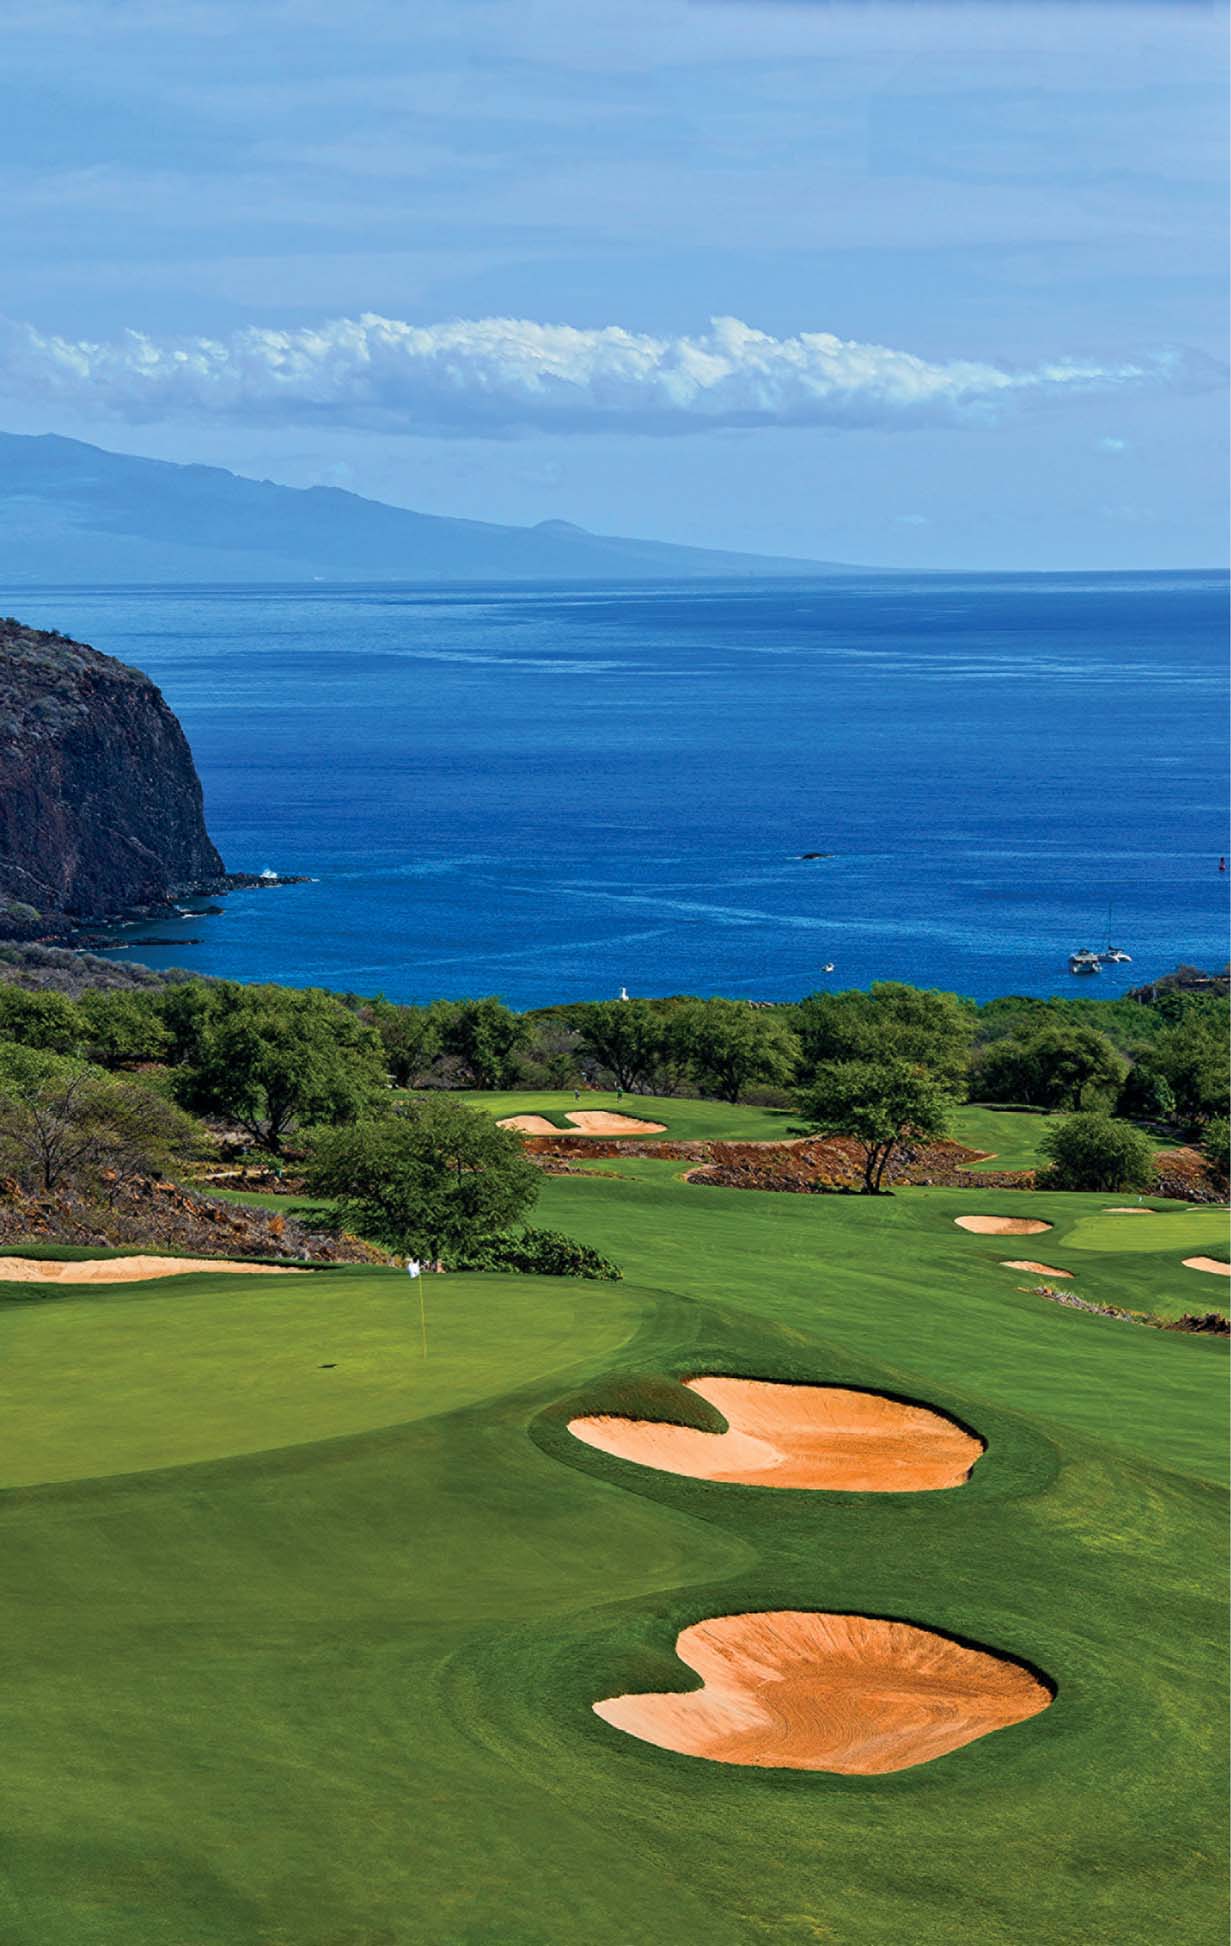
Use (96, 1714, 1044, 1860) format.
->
(447, 1227, 621, 1280)
(1037, 1112, 1156, 1192)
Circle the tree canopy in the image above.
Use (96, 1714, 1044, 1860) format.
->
(969, 1022, 1124, 1112)
(307, 1097, 539, 1261)
(174, 984, 387, 1152)
(1037, 1113, 1156, 1192)
(672, 999, 798, 1103)
(795, 982, 973, 1087)
(797, 1057, 956, 1193)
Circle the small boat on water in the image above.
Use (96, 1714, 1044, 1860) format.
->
(1069, 949, 1102, 976)
(1101, 947, 1132, 965)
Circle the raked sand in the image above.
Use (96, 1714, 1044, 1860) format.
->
(0, 1255, 304, 1283)
(594, 1611, 1052, 1774)
(570, 1376, 983, 1492)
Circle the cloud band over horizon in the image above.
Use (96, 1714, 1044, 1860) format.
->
(0, 312, 1190, 438)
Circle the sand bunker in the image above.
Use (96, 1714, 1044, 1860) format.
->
(1106, 1207, 1153, 1214)
(1001, 1260, 1073, 1278)
(498, 1111, 666, 1135)
(0, 1255, 303, 1284)
(594, 1611, 1051, 1774)
(569, 1376, 983, 1491)
(498, 1115, 575, 1134)
(954, 1215, 1052, 1236)
(1182, 1256, 1231, 1277)
(563, 1111, 666, 1134)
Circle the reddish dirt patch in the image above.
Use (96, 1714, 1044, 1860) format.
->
(569, 1376, 983, 1492)
(594, 1611, 1052, 1774)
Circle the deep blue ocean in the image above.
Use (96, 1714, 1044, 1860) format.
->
(14, 573, 1229, 1007)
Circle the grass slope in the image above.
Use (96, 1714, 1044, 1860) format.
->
(0, 1171, 1225, 1946)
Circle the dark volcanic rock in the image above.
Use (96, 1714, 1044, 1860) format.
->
(0, 617, 224, 926)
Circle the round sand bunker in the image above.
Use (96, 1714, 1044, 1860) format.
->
(1001, 1261, 1073, 1278)
(594, 1611, 1052, 1774)
(569, 1376, 983, 1491)
(955, 1215, 1052, 1237)
(1182, 1256, 1231, 1277)
(0, 1255, 304, 1284)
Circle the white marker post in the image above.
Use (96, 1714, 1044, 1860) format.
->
(407, 1257, 427, 1356)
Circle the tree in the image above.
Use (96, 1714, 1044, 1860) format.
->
(77, 989, 171, 1068)
(576, 999, 665, 1092)
(438, 998, 529, 1089)
(1115, 1061, 1176, 1126)
(969, 1022, 1124, 1111)
(1149, 1012, 1228, 1130)
(306, 1098, 539, 1262)
(366, 1000, 443, 1088)
(0, 1048, 200, 1195)
(175, 985, 386, 1152)
(671, 999, 799, 1103)
(795, 982, 973, 1088)
(1037, 1113, 1156, 1192)
(1200, 1116, 1229, 1193)
(797, 1058, 955, 1193)
(0, 985, 83, 1054)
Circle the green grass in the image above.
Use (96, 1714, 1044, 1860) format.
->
(451, 1088, 801, 1140)
(950, 1103, 1059, 1169)
(0, 1168, 1225, 1945)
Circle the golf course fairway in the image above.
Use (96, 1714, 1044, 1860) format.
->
(0, 1167, 1225, 1945)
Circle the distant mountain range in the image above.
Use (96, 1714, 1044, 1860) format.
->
(0, 431, 858, 584)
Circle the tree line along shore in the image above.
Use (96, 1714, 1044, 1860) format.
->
(0, 959, 1224, 1278)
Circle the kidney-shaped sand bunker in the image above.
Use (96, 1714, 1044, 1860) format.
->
(595, 1610, 1052, 1774)
(568, 1376, 983, 1491)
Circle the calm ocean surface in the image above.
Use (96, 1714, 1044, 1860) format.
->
(15, 572, 1230, 1006)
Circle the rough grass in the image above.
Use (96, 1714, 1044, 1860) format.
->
(0, 1169, 1225, 1946)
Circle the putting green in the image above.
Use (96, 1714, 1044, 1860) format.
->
(454, 1088, 800, 1141)
(0, 1268, 645, 1487)
(0, 1169, 1224, 1946)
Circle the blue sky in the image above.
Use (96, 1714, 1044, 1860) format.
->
(0, 0, 1225, 567)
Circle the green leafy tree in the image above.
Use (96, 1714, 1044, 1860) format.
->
(0, 1048, 200, 1195)
(671, 999, 799, 1103)
(1115, 1061, 1176, 1126)
(77, 989, 171, 1068)
(1200, 1116, 1229, 1192)
(307, 1097, 539, 1261)
(0, 985, 83, 1054)
(576, 999, 665, 1092)
(366, 1000, 443, 1088)
(795, 983, 973, 1088)
(1037, 1112, 1156, 1192)
(157, 979, 226, 1065)
(797, 1057, 956, 1194)
(176, 985, 386, 1152)
(438, 997, 529, 1089)
(969, 1023, 1124, 1111)
(1150, 1012, 1228, 1130)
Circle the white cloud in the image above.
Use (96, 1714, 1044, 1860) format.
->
(0, 311, 1180, 438)
(1097, 435, 1129, 452)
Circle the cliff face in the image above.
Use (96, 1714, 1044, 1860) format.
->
(0, 617, 224, 924)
